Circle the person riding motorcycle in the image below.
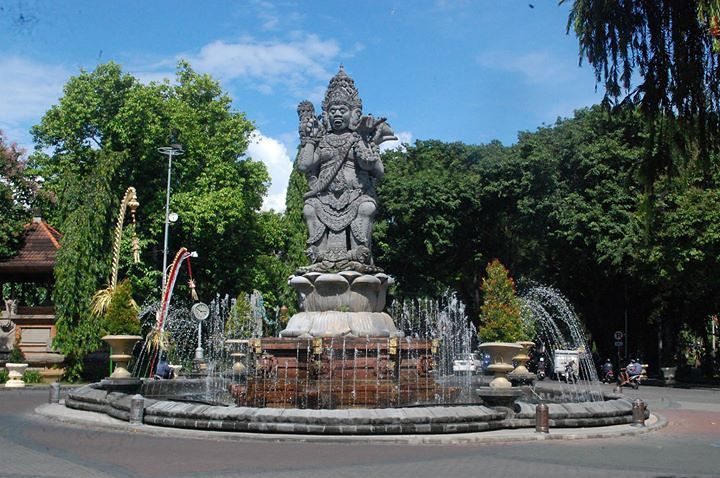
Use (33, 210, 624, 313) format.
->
(601, 359, 614, 383)
(627, 359, 643, 377)
(536, 357, 546, 380)
(617, 359, 642, 389)
(564, 359, 578, 383)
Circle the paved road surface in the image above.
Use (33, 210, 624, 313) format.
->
(0, 383, 718, 478)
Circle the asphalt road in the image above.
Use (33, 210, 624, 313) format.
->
(0, 383, 718, 478)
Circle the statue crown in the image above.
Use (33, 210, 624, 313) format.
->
(322, 66, 362, 112)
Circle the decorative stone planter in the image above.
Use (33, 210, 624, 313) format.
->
(225, 339, 249, 376)
(101, 335, 142, 379)
(479, 342, 522, 388)
(4, 363, 28, 388)
(39, 367, 65, 384)
(509, 341, 536, 384)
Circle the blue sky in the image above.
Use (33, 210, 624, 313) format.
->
(0, 0, 602, 210)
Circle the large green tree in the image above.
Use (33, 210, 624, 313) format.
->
(564, 0, 720, 192)
(31, 61, 273, 379)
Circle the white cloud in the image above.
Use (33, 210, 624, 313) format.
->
(380, 131, 413, 152)
(246, 131, 293, 212)
(0, 57, 69, 145)
(477, 50, 577, 85)
(185, 34, 341, 95)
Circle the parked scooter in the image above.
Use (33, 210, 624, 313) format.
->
(536, 357, 546, 381)
(564, 360, 578, 384)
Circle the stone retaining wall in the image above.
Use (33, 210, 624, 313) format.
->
(65, 383, 640, 435)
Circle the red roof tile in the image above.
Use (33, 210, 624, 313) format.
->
(0, 219, 62, 281)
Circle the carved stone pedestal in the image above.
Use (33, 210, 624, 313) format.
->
(280, 272, 404, 338)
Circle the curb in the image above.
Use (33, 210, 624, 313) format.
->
(34, 402, 668, 445)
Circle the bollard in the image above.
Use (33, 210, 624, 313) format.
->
(631, 398, 646, 427)
(535, 403, 549, 433)
(129, 394, 144, 425)
(49, 382, 60, 404)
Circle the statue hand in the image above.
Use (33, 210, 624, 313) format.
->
(299, 117, 322, 145)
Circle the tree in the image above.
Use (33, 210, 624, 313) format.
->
(377, 141, 491, 316)
(0, 131, 45, 259)
(31, 61, 273, 378)
(564, 0, 720, 176)
(51, 150, 121, 380)
(478, 259, 529, 343)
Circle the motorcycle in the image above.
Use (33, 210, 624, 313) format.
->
(536, 358, 546, 381)
(601, 369, 615, 384)
(627, 374, 641, 389)
(564, 362, 578, 384)
(617, 368, 641, 389)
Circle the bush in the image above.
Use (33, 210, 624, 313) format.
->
(23, 369, 42, 384)
(0, 369, 7, 383)
(9, 344, 25, 363)
(102, 280, 141, 336)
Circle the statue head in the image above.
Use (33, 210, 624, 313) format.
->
(322, 66, 362, 132)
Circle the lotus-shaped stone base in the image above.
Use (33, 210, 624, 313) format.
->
(280, 271, 404, 338)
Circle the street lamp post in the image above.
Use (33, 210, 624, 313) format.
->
(157, 144, 184, 291)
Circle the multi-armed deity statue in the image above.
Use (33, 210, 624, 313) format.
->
(280, 67, 403, 338)
(296, 66, 396, 272)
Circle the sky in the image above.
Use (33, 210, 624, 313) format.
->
(0, 0, 603, 211)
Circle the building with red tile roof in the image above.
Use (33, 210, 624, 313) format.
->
(1, 216, 65, 374)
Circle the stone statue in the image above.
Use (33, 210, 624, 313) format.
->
(297, 66, 396, 273)
(280, 67, 403, 338)
(0, 319, 16, 353)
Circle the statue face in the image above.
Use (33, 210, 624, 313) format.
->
(328, 103, 351, 132)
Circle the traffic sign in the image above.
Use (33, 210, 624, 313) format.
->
(614, 331, 624, 340)
(614, 341, 624, 347)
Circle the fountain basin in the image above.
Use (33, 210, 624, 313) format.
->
(65, 384, 646, 435)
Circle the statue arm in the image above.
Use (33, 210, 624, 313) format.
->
(355, 140, 384, 179)
(297, 143, 319, 175)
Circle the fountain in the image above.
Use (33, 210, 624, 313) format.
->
(64, 68, 647, 434)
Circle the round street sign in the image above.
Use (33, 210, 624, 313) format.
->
(614, 330, 624, 340)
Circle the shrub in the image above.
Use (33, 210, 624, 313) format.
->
(23, 369, 42, 384)
(0, 369, 7, 383)
(101, 279, 141, 336)
(478, 259, 531, 343)
(9, 344, 25, 363)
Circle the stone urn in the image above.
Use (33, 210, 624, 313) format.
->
(102, 335, 142, 379)
(479, 342, 522, 388)
(4, 363, 28, 388)
(231, 353, 247, 376)
(226, 339, 249, 377)
(509, 340, 536, 383)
